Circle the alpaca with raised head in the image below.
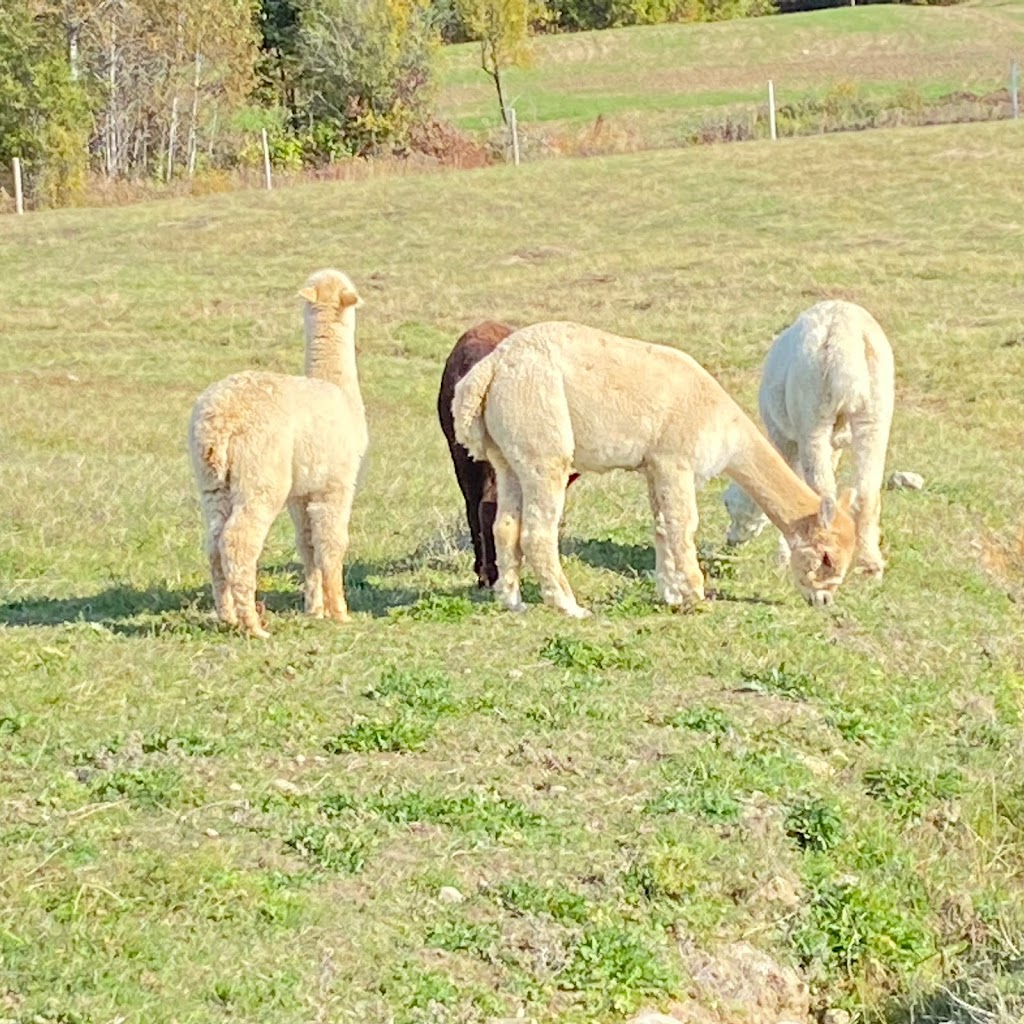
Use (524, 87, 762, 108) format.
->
(723, 300, 894, 577)
(189, 269, 368, 637)
(452, 321, 857, 617)
(438, 320, 579, 588)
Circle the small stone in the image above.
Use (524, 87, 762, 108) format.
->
(887, 470, 924, 491)
(272, 778, 302, 796)
(759, 874, 802, 908)
(229, 782, 242, 792)
(294, 754, 307, 765)
(438, 886, 464, 904)
(795, 752, 834, 777)
(508, 669, 523, 680)
(823, 1010, 852, 1024)
(204, 828, 219, 838)
(548, 784, 568, 796)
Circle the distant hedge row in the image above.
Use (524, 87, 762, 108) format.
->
(532, 0, 960, 32)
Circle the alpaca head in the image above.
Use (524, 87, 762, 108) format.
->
(298, 269, 362, 313)
(723, 481, 769, 546)
(786, 489, 857, 607)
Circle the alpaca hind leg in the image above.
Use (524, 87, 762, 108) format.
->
(309, 489, 356, 624)
(648, 465, 704, 606)
(790, 430, 836, 568)
(289, 497, 324, 617)
(200, 487, 237, 625)
(850, 415, 890, 577)
(478, 487, 499, 588)
(454, 452, 489, 587)
(220, 505, 277, 637)
(476, 468, 499, 589)
(519, 465, 587, 618)
(492, 462, 525, 612)
(765, 431, 800, 567)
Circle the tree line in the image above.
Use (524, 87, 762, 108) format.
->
(0, 0, 951, 207)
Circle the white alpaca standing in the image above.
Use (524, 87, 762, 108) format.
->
(723, 300, 894, 577)
(452, 321, 857, 616)
(189, 269, 368, 637)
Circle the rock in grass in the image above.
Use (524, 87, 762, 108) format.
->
(886, 470, 924, 491)
(438, 886, 464, 904)
(823, 1011, 852, 1024)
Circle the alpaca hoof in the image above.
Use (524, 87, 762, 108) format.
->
(562, 604, 592, 619)
(328, 610, 351, 624)
(857, 558, 884, 579)
(246, 625, 271, 639)
(498, 586, 525, 612)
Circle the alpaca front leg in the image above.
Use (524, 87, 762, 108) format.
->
(647, 474, 678, 585)
(220, 506, 276, 638)
(648, 466, 704, 606)
(288, 498, 324, 617)
(492, 464, 525, 612)
(310, 493, 355, 624)
(520, 468, 589, 618)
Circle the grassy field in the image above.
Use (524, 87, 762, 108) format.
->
(439, 0, 1024, 143)
(2, 118, 1024, 1024)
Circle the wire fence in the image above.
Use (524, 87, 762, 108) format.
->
(2, 50, 1021, 211)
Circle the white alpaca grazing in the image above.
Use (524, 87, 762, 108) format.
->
(723, 300, 894, 577)
(189, 269, 368, 637)
(452, 321, 857, 616)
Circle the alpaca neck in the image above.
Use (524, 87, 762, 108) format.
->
(304, 306, 361, 403)
(724, 414, 820, 536)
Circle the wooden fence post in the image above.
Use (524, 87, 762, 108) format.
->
(768, 80, 777, 141)
(12, 158, 24, 214)
(261, 128, 273, 191)
(509, 107, 520, 166)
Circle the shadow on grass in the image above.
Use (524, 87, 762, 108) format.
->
(0, 559, 438, 631)
(566, 536, 654, 575)
(567, 534, 783, 606)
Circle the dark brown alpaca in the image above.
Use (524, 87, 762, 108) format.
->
(439, 322, 581, 587)
(438, 322, 513, 588)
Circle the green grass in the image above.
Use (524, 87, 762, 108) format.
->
(439, 1, 1024, 142)
(1, 119, 1024, 1022)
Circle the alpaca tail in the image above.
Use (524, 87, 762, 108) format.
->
(188, 400, 232, 487)
(452, 351, 499, 461)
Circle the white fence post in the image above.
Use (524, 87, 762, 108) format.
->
(1012, 60, 1020, 120)
(768, 80, 777, 141)
(261, 128, 273, 191)
(509, 107, 520, 166)
(12, 158, 24, 214)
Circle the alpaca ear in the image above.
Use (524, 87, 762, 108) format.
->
(817, 495, 837, 529)
(340, 288, 363, 310)
(839, 487, 859, 515)
(298, 286, 318, 303)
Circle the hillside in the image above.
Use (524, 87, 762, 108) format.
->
(439, 0, 1024, 145)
